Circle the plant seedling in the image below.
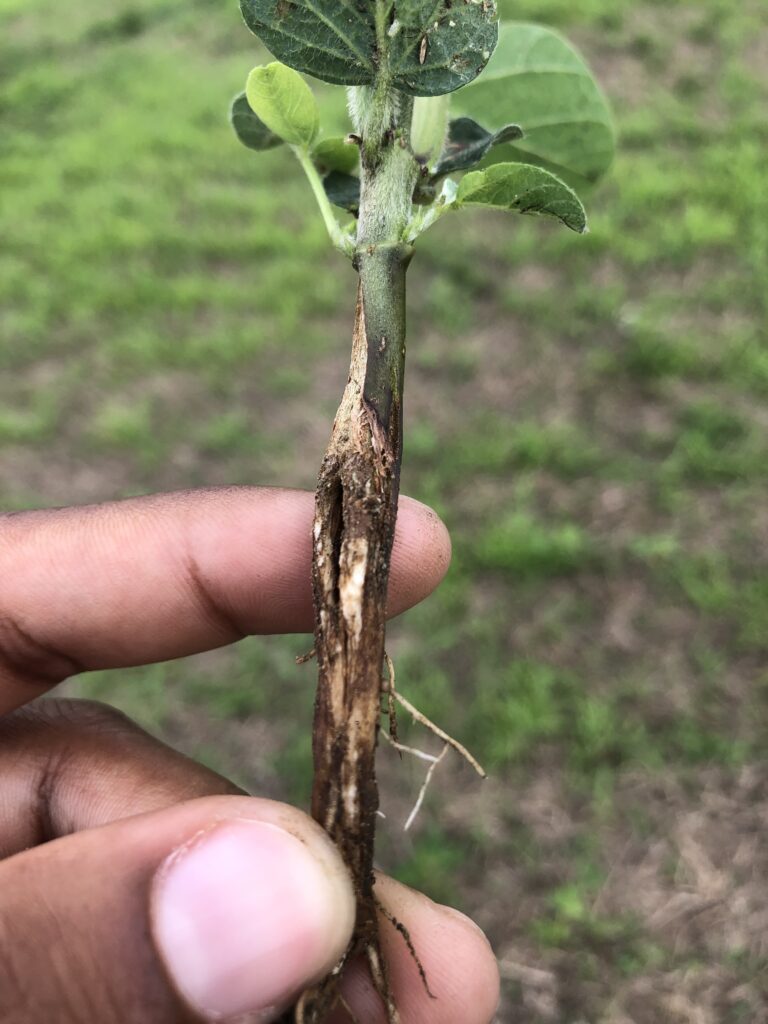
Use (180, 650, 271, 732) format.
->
(230, 4, 614, 1021)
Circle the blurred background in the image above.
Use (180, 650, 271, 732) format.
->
(2, 0, 767, 1019)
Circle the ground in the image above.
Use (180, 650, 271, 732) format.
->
(2, 0, 768, 1020)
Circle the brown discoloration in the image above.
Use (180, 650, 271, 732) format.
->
(294, 251, 409, 1022)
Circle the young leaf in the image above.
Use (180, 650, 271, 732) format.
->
(240, 0, 498, 96)
(229, 92, 284, 151)
(411, 95, 450, 167)
(455, 163, 587, 233)
(245, 62, 319, 148)
(323, 171, 360, 216)
(452, 22, 615, 188)
(433, 117, 523, 178)
(312, 137, 359, 176)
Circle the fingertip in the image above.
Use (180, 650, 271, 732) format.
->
(430, 903, 501, 1019)
(337, 875, 499, 1024)
(379, 876, 500, 1018)
(389, 497, 452, 617)
(147, 796, 356, 1022)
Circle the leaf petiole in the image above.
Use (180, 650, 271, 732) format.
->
(294, 146, 355, 257)
(404, 178, 458, 243)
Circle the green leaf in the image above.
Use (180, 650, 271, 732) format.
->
(245, 62, 319, 148)
(229, 92, 284, 152)
(455, 162, 587, 233)
(452, 22, 615, 188)
(387, 0, 499, 97)
(433, 117, 523, 178)
(323, 171, 360, 215)
(239, 0, 498, 97)
(312, 136, 359, 176)
(411, 95, 450, 166)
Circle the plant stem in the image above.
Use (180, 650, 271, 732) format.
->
(295, 18, 421, 1013)
(296, 242, 411, 1024)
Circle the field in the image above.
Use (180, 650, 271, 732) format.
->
(2, 0, 768, 1019)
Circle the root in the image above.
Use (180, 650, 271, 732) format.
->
(383, 652, 487, 779)
(404, 742, 449, 831)
(376, 897, 436, 999)
(295, 646, 317, 665)
(383, 651, 399, 744)
(366, 942, 401, 1024)
(337, 994, 363, 1024)
(380, 729, 443, 764)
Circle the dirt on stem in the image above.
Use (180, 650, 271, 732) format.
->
(287, 244, 411, 1023)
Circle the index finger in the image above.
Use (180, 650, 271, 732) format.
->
(0, 487, 451, 715)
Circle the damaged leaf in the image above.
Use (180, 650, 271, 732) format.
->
(456, 162, 587, 233)
(433, 117, 523, 177)
(240, 0, 498, 96)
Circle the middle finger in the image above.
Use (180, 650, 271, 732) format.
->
(0, 698, 243, 858)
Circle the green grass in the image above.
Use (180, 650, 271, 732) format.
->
(3, 0, 768, 1018)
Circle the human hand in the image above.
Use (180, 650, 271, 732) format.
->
(0, 487, 500, 1023)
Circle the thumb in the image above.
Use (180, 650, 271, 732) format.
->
(0, 795, 355, 1023)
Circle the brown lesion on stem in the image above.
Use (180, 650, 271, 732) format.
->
(294, 244, 411, 1023)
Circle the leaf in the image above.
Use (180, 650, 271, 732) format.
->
(245, 62, 319, 148)
(433, 117, 523, 177)
(323, 171, 360, 215)
(312, 136, 359, 175)
(229, 91, 285, 151)
(239, 0, 498, 97)
(387, 0, 499, 97)
(455, 162, 587, 233)
(411, 94, 450, 166)
(452, 22, 615, 188)
(240, 0, 374, 88)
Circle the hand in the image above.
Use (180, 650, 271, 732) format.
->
(0, 487, 500, 1023)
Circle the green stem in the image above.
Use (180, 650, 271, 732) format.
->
(294, 146, 354, 257)
(355, 242, 412, 435)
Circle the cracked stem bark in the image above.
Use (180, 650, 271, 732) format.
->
(293, 242, 411, 1023)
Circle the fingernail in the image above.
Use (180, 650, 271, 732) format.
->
(152, 819, 354, 1022)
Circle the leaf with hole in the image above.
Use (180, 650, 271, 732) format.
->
(246, 62, 319, 148)
(229, 92, 285, 151)
(455, 162, 587, 233)
(239, 0, 498, 96)
(452, 22, 615, 188)
(433, 117, 523, 178)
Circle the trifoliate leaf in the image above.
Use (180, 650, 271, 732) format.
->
(455, 162, 587, 233)
(240, 0, 498, 97)
(229, 92, 284, 151)
(433, 117, 523, 178)
(245, 62, 319, 148)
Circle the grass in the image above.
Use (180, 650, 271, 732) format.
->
(3, 0, 768, 1019)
